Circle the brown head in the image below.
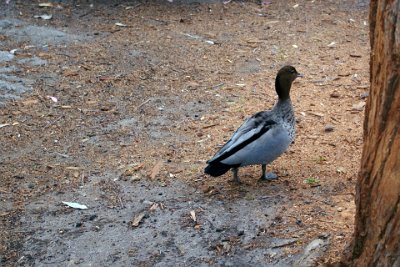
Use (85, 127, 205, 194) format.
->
(275, 65, 302, 100)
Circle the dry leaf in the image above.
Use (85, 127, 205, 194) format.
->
(115, 22, 127, 27)
(46, 96, 58, 103)
(308, 111, 324, 117)
(63, 70, 79, 77)
(0, 123, 10, 128)
(21, 98, 39, 105)
(79, 64, 91, 70)
(190, 210, 196, 222)
(65, 166, 81, 170)
(150, 203, 159, 211)
(34, 14, 53, 20)
(121, 163, 143, 177)
(38, 3, 53, 7)
(99, 76, 116, 81)
(62, 201, 88, 209)
(246, 38, 263, 43)
(131, 212, 145, 227)
(265, 20, 279, 25)
(132, 164, 144, 171)
(150, 160, 164, 179)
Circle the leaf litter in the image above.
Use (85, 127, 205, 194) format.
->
(0, 1, 368, 266)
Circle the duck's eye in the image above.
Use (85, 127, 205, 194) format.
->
(290, 69, 295, 73)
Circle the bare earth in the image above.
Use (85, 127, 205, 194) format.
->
(0, 0, 369, 266)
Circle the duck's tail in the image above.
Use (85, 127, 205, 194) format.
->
(204, 162, 232, 177)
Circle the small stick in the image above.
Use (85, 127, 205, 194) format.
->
(135, 98, 151, 111)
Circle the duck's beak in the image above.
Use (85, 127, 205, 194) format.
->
(296, 73, 304, 78)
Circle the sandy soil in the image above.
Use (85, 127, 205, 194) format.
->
(0, 0, 369, 266)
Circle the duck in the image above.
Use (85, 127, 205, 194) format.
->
(204, 65, 302, 183)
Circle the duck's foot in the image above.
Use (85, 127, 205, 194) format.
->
(259, 172, 278, 181)
(229, 167, 241, 184)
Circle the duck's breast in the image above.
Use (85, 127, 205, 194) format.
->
(221, 125, 291, 166)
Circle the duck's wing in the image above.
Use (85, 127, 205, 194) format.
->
(208, 111, 277, 163)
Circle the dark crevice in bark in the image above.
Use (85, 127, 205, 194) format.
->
(369, 0, 377, 49)
(374, 194, 400, 266)
(352, 228, 367, 260)
(389, 2, 398, 55)
(353, 168, 371, 260)
(379, 57, 399, 134)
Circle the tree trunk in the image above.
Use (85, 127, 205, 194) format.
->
(347, 0, 400, 266)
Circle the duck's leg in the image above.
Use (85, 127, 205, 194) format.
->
(231, 167, 241, 184)
(259, 164, 278, 181)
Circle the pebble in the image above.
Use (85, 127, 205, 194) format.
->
(337, 207, 343, 212)
(202, 185, 214, 194)
(352, 102, 366, 111)
(330, 91, 340, 98)
(360, 91, 369, 99)
(318, 232, 330, 239)
(324, 125, 334, 132)
(130, 175, 141, 182)
(336, 167, 346, 174)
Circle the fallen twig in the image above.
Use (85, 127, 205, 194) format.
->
(271, 239, 298, 248)
(135, 98, 151, 111)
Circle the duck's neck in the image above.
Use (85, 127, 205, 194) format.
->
(274, 97, 292, 108)
(272, 97, 293, 117)
(275, 76, 291, 100)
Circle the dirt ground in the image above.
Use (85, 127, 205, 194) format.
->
(0, 0, 370, 266)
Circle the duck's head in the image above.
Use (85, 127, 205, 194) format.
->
(275, 65, 302, 100)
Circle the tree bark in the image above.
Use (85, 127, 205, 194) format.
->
(347, 0, 400, 266)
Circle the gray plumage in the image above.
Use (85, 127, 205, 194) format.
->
(204, 65, 302, 183)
